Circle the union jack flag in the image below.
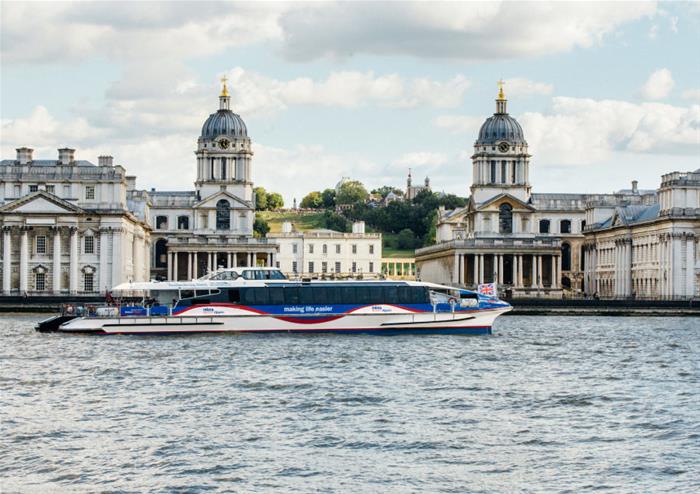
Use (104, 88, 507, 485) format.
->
(478, 283, 497, 297)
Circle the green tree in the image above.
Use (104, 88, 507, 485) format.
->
(322, 211, 350, 232)
(396, 228, 416, 249)
(266, 192, 284, 210)
(336, 180, 369, 205)
(321, 188, 336, 208)
(300, 191, 323, 209)
(371, 186, 403, 199)
(254, 187, 268, 211)
(253, 216, 270, 237)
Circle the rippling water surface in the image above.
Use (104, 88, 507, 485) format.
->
(1, 315, 699, 493)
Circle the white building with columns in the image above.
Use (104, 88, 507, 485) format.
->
(415, 85, 696, 299)
(583, 170, 700, 299)
(148, 78, 277, 281)
(0, 148, 151, 295)
(268, 221, 382, 279)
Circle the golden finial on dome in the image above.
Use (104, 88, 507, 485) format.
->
(497, 79, 506, 100)
(220, 75, 229, 97)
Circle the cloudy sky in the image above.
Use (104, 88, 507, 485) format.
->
(2, 1, 699, 204)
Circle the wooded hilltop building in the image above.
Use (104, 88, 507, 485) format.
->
(415, 84, 699, 299)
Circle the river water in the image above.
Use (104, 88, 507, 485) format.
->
(1, 314, 698, 493)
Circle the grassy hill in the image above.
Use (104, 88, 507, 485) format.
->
(258, 211, 415, 258)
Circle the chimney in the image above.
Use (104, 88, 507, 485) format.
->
(352, 221, 366, 234)
(16, 147, 34, 165)
(126, 176, 136, 191)
(58, 148, 75, 165)
(632, 180, 639, 194)
(282, 221, 293, 233)
(98, 155, 114, 167)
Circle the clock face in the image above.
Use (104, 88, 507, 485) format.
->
(498, 142, 509, 153)
(219, 139, 230, 149)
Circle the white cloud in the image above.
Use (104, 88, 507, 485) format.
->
(648, 24, 659, 39)
(682, 89, 700, 102)
(520, 97, 699, 164)
(1, 2, 658, 65)
(394, 152, 449, 168)
(226, 69, 471, 114)
(432, 115, 483, 135)
(502, 78, 554, 97)
(639, 68, 675, 100)
(279, 2, 658, 61)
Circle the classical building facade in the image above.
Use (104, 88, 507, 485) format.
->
(148, 79, 277, 281)
(0, 149, 151, 295)
(583, 170, 700, 299)
(415, 85, 697, 299)
(268, 221, 382, 279)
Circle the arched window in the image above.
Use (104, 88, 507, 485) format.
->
(581, 220, 586, 231)
(562, 242, 571, 271)
(156, 216, 168, 230)
(216, 199, 230, 230)
(155, 239, 168, 268)
(499, 203, 513, 234)
(539, 219, 550, 234)
(560, 219, 571, 234)
(177, 216, 189, 230)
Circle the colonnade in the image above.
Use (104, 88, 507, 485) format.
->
(453, 252, 561, 290)
(167, 250, 275, 281)
(381, 258, 416, 279)
(0, 225, 142, 295)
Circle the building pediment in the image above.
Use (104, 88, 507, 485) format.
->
(475, 193, 534, 212)
(0, 191, 85, 214)
(193, 190, 251, 210)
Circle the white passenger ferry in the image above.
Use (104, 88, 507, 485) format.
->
(37, 267, 511, 335)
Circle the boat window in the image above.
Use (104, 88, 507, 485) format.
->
(384, 286, 399, 304)
(299, 286, 315, 304)
(284, 286, 300, 304)
(254, 270, 266, 280)
(195, 290, 210, 298)
(268, 270, 287, 280)
(252, 287, 269, 305)
(327, 287, 343, 305)
(269, 287, 285, 305)
(356, 286, 372, 304)
(180, 290, 195, 299)
(341, 286, 356, 304)
(242, 271, 255, 280)
(212, 271, 238, 281)
(227, 288, 240, 303)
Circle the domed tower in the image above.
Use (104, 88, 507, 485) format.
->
(470, 81, 531, 204)
(195, 76, 254, 201)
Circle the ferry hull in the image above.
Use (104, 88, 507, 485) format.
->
(57, 308, 509, 336)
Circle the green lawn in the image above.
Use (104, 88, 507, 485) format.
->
(258, 211, 326, 233)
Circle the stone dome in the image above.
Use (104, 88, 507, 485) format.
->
(476, 113, 525, 145)
(201, 109, 247, 139)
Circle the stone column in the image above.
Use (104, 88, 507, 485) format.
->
(167, 252, 173, 281)
(473, 254, 480, 286)
(551, 255, 557, 289)
(498, 254, 504, 285)
(512, 255, 518, 288)
(111, 228, 122, 288)
(52, 227, 62, 294)
(517, 254, 523, 288)
(530, 255, 537, 289)
(227, 252, 232, 268)
(453, 252, 460, 284)
(3, 227, 12, 294)
(69, 227, 79, 294)
(686, 234, 696, 298)
(187, 252, 193, 280)
(100, 229, 110, 293)
(478, 254, 484, 285)
(267, 253, 273, 267)
(19, 228, 29, 293)
(234, 252, 239, 267)
(208, 252, 213, 273)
